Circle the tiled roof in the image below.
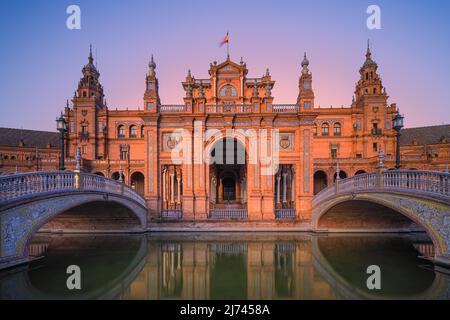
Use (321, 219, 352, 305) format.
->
(0, 127, 60, 149)
(400, 124, 450, 146)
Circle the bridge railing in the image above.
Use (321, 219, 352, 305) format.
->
(0, 171, 147, 207)
(313, 170, 449, 206)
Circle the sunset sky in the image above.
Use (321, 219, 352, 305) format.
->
(0, 0, 449, 131)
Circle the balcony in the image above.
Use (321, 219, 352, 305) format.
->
(275, 208, 296, 219)
(272, 104, 299, 113)
(209, 209, 248, 219)
(371, 128, 383, 135)
(161, 209, 182, 220)
(158, 105, 184, 113)
(206, 104, 252, 114)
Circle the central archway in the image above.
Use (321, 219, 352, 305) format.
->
(208, 137, 247, 210)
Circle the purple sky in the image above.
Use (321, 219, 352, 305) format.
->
(0, 0, 449, 131)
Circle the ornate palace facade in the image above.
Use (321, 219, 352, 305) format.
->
(1, 46, 449, 221)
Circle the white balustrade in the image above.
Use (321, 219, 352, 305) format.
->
(158, 105, 184, 113)
(272, 104, 299, 113)
(313, 170, 450, 207)
(0, 171, 146, 207)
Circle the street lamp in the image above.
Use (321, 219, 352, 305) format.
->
(393, 109, 404, 169)
(56, 112, 67, 171)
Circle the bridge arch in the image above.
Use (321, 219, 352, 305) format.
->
(312, 170, 450, 267)
(0, 172, 148, 270)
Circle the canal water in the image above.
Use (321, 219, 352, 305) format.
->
(1, 233, 449, 300)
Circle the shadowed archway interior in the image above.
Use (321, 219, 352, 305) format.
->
(38, 201, 142, 232)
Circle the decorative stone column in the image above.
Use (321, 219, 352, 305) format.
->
(276, 174, 281, 204)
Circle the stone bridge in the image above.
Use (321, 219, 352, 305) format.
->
(312, 170, 450, 267)
(0, 171, 148, 270)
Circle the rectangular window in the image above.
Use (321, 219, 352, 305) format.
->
(81, 145, 87, 155)
(70, 121, 75, 133)
(186, 103, 191, 112)
(198, 103, 203, 112)
(120, 151, 128, 160)
(331, 148, 338, 159)
(356, 119, 361, 131)
(356, 153, 362, 159)
(304, 101, 311, 109)
(120, 145, 129, 161)
(254, 103, 258, 112)
(266, 103, 271, 112)
(146, 102, 154, 111)
(373, 142, 378, 152)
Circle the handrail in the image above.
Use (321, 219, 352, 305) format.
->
(313, 170, 450, 207)
(0, 171, 147, 207)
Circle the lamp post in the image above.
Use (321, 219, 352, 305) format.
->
(56, 112, 67, 171)
(393, 109, 404, 169)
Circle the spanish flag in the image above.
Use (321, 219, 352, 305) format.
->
(219, 32, 229, 47)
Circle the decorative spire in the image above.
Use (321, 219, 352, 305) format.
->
(187, 69, 191, 78)
(88, 44, 94, 64)
(148, 55, 156, 77)
(301, 52, 310, 75)
(366, 39, 371, 59)
(265, 68, 270, 77)
(361, 40, 377, 70)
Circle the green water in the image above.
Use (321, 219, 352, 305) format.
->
(0, 233, 449, 300)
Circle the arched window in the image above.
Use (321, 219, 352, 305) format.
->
(117, 125, 125, 138)
(140, 126, 145, 138)
(129, 125, 137, 138)
(333, 123, 341, 136)
(313, 124, 318, 136)
(321, 123, 329, 136)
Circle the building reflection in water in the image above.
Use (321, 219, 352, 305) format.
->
(4, 233, 444, 300)
(122, 237, 338, 300)
(161, 243, 183, 298)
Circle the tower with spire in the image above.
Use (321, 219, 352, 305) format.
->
(67, 45, 108, 161)
(351, 41, 397, 158)
(143, 55, 160, 112)
(297, 52, 315, 112)
(354, 41, 385, 104)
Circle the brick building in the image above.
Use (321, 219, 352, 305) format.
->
(1, 46, 448, 221)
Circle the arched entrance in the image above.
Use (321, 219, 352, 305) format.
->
(130, 172, 145, 195)
(354, 170, 367, 175)
(313, 171, 328, 195)
(209, 138, 247, 210)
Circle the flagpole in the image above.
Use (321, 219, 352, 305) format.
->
(227, 31, 230, 59)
